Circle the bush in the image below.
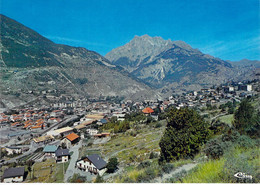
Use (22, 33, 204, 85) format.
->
(166, 170, 187, 183)
(155, 122, 162, 128)
(106, 157, 119, 173)
(122, 176, 135, 183)
(203, 138, 224, 159)
(137, 160, 151, 170)
(222, 150, 258, 183)
(236, 135, 256, 148)
(221, 128, 240, 142)
(136, 167, 156, 182)
(69, 173, 86, 183)
(161, 163, 175, 173)
(95, 174, 104, 183)
(149, 152, 158, 159)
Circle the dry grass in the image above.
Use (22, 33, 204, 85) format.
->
(89, 120, 166, 164)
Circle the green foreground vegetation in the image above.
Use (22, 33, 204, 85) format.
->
(99, 97, 260, 183)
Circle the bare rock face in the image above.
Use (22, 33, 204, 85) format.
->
(0, 14, 159, 107)
(106, 35, 256, 91)
(105, 34, 174, 72)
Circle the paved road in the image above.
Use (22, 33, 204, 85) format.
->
(4, 142, 38, 163)
(64, 140, 82, 182)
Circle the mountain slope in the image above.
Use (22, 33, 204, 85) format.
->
(106, 35, 255, 91)
(0, 15, 158, 108)
(229, 59, 260, 68)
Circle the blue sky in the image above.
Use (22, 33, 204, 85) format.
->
(1, 0, 259, 61)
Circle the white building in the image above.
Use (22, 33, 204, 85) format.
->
(55, 148, 70, 163)
(86, 128, 98, 136)
(76, 154, 107, 176)
(247, 85, 252, 91)
(43, 145, 58, 158)
(3, 167, 25, 183)
(5, 146, 22, 155)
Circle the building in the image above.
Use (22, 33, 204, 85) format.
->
(238, 84, 252, 91)
(55, 148, 70, 163)
(60, 132, 80, 148)
(223, 86, 234, 93)
(76, 154, 107, 176)
(112, 113, 125, 121)
(86, 128, 98, 136)
(47, 127, 74, 137)
(93, 133, 110, 138)
(2, 167, 25, 183)
(5, 146, 22, 156)
(142, 107, 154, 115)
(33, 135, 54, 145)
(97, 119, 108, 126)
(43, 145, 58, 157)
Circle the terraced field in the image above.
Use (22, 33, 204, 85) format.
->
(87, 120, 167, 165)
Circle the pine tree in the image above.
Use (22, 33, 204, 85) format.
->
(159, 108, 211, 162)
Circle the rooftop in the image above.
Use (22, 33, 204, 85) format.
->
(142, 107, 154, 114)
(55, 126, 73, 134)
(86, 154, 107, 170)
(33, 135, 54, 143)
(3, 167, 25, 179)
(55, 148, 70, 157)
(43, 145, 58, 153)
(66, 132, 79, 142)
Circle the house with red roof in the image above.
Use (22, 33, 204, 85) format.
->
(60, 132, 80, 148)
(142, 107, 154, 114)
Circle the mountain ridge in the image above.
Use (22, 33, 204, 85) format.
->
(105, 34, 256, 92)
(0, 14, 159, 108)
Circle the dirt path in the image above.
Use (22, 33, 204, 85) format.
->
(152, 163, 198, 183)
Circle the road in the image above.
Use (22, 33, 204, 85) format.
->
(4, 142, 38, 163)
(64, 140, 82, 182)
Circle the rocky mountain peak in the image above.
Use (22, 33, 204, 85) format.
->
(105, 35, 174, 71)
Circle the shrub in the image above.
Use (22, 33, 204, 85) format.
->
(106, 157, 119, 173)
(137, 160, 151, 170)
(221, 128, 240, 142)
(130, 130, 137, 137)
(136, 167, 156, 182)
(149, 151, 158, 159)
(166, 170, 187, 183)
(122, 176, 135, 183)
(236, 135, 256, 148)
(203, 138, 224, 159)
(155, 122, 162, 128)
(222, 150, 258, 183)
(161, 163, 175, 173)
(95, 174, 104, 183)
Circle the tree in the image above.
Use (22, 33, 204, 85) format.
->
(61, 142, 67, 149)
(159, 108, 211, 162)
(95, 174, 104, 183)
(233, 99, 259, 137)
(106, 157, 119, 173)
